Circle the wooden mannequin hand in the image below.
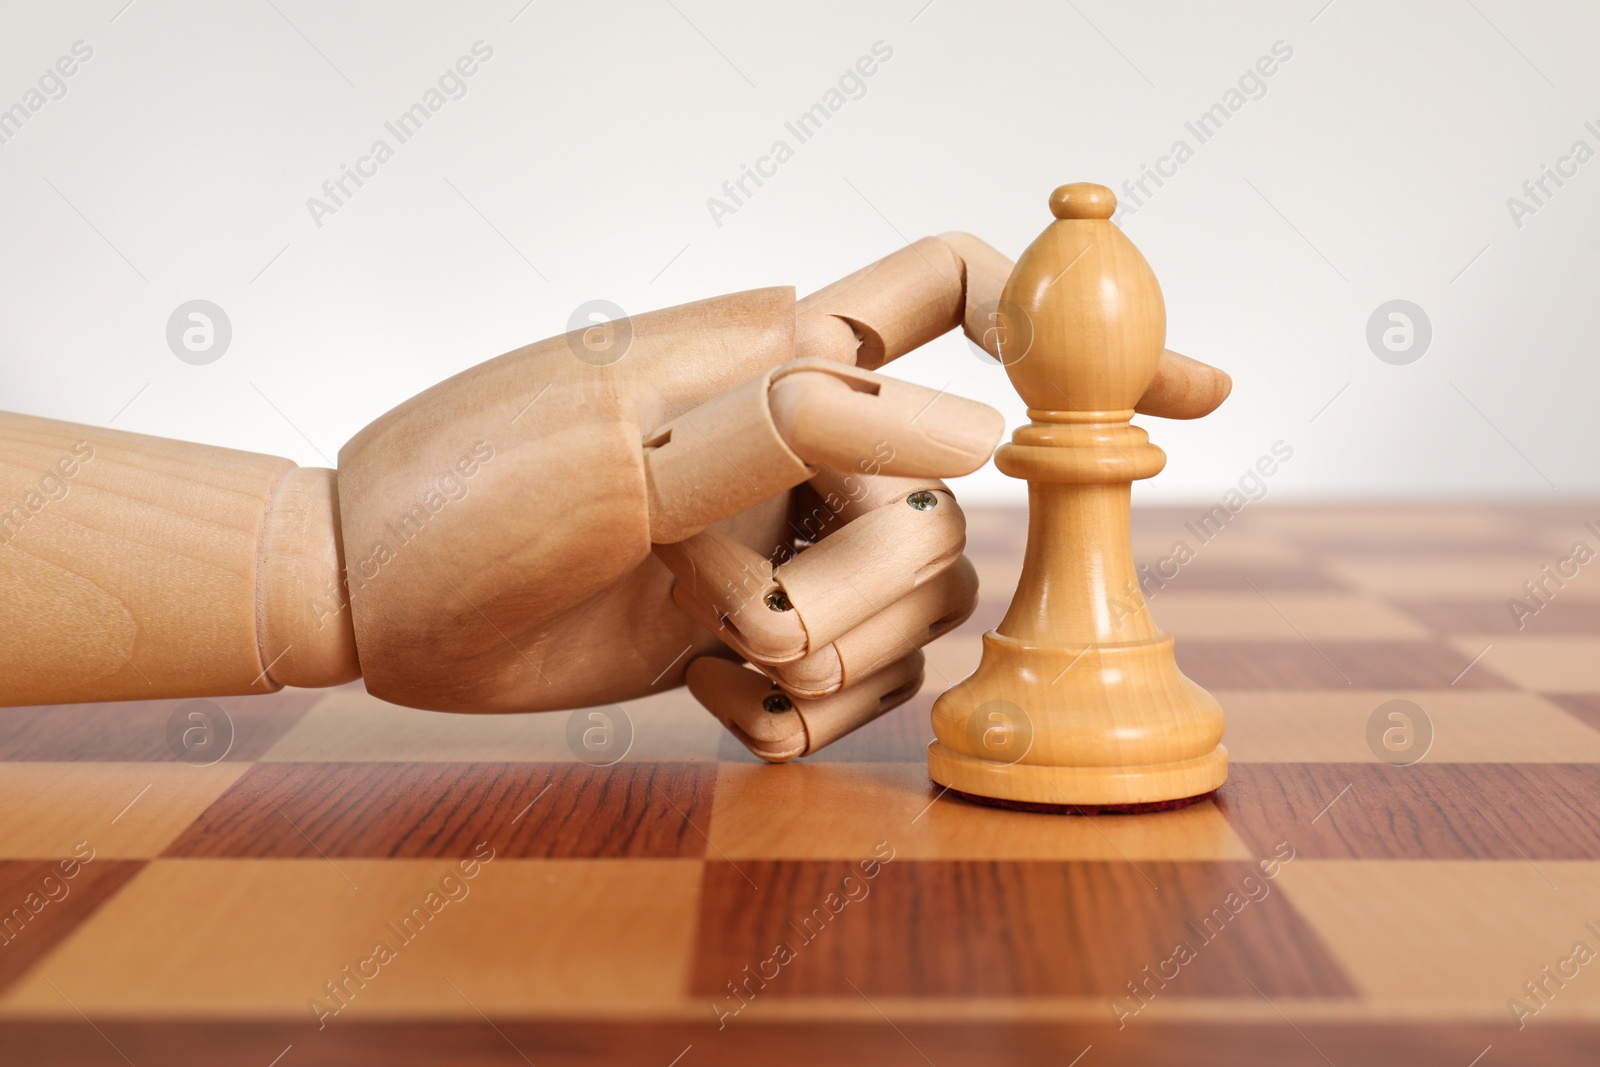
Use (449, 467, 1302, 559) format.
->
(335, 292, 1001, 763)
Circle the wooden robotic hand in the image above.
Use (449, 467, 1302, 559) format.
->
(656, 234, 1232, 760)
(0, 231, 1229, 761)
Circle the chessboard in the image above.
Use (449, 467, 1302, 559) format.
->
(2, 502, 1598, 1066)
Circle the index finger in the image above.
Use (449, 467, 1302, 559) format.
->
(800, 232, 1233, 418)
(643, 358, 1002, 545)
(768, 359, 1003, 479)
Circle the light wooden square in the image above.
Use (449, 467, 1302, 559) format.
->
(968, 557, 1024, 604)
(708, 762, 1252, 861)
(922, 633, 984, 693)
(1132, 528, 1307, 568)
(261, 687, 724, 763)
(1218, 690, 1600, 763)
(1278, 859, 1600, 1015)
(1153, 592, 1431, 641)
(0, 763, 246, 859)
(1451, 636, 1600, 692)
(0, 857, 703, 1017)
(1329, 555, 1589, 599)
(1246, 507, 1521, 544)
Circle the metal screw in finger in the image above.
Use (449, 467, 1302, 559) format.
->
(762, 693, 793, 713)
(906, 491, 938, 511)
(765, 590, 792, 612)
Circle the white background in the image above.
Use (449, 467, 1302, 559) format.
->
(1, 0, 1595, 505)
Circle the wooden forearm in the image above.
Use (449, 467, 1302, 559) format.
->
(0, 412, 358, 707)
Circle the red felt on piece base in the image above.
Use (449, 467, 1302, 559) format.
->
(944, 785, 1218, 816)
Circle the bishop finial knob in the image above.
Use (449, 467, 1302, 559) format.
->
(1002, 180, 1162, 413)
(1049, 182, 1116, 220)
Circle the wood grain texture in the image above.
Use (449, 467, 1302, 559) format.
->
(706, 764, 1250, 861)
(692, 859, 1355, 998)
(1548, 693, 1600, 734)
(162, 762, 717, 859)
(256, 466, 361, 689)
(0, 859, 144, 993)
(2, 503, 1598, 1066)
(3, 1020, 1594, 1067)
(0, 691, 319, 762)
(1219, 763, 1600, 859)
(1132, 564, 1348, 593)
(1398, 599, 1600, 635)
(333, 288, 797, 715)
(0, 413, 358, 705)
(1174, 641, 1515, 690)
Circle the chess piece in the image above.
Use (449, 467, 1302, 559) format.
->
(928, 183, 1229, 811)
